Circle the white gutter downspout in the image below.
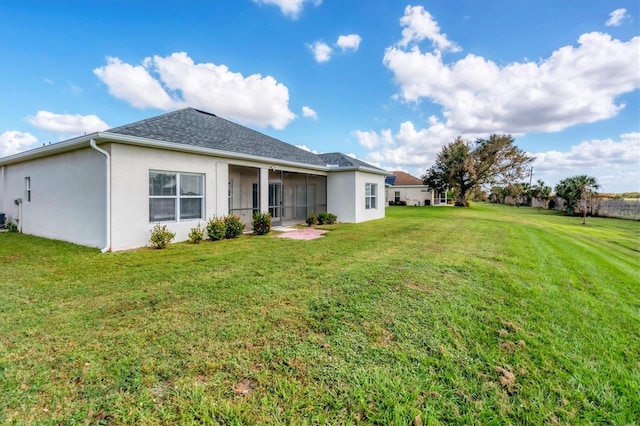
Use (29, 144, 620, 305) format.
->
(90, 139, 111, 253)
(1, 165, 4, 213)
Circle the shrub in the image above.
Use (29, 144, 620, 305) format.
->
(224, 214, 245, 239)
(317, 212, 337, 225)
(306, 213, 318, 226)
(149, 223, 175, 249)
(252, 212, 272, 235)
(6, 221, 19, 233)
(188, 223, 204, 244)
(206, 216, 226, 241)
(317, 212, 329, 225)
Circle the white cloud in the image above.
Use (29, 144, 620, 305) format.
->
(302, 106, 318, 120)
(353, 119, 456, 167)
(0, 131, 39, 157)
(27, 111, 109, 134)
(531, 133, 640, 192)
(533, 132, 640, 171)
(94, 57, 176, 109)
(384, 31, 640, 134)
(253, 0, 321, 19)
(94, 52, 296, 130)
(295, 144, 318, 154)
(398, 5, 460, 52)
(336, 34, 362, 52)
(606, 8, 629, 27)
(308, 41, 332, 63)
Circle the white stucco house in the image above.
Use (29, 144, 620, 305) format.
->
(0, 108, 387, 251)
(385, 171, 447, 206)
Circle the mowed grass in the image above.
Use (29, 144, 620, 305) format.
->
(1, 204, 638, 425)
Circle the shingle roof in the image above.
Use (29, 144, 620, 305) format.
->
(108, 108, 326, 166)
(317, 152, 386, 172)
(388, 171, 424, 186)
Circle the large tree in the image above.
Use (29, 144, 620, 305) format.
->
(554, 175, 600, 224)
(422, 135, 534, 207)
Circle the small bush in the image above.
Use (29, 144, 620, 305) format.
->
(317, 212, 329, 225)
(317, 212, 337, 225)
(224, 214, 245, 239)
(252, 212, 272, 235)
(150, 223, 175, 249)
(188, 223, 204, 244)
(206, 216, 226, 241)
(6, 221, 19, 233)
(306, 213, 318, 226)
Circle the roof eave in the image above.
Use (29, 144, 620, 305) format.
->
(99, 132, 332, 172)
(0, 132, 100, 166)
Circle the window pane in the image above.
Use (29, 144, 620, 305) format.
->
(371, 184, 377, 196)
(150, 198, 176, 222)
(180, 174, 203, 196)
(150, 172, 176, 196)
(365, 183, 371, 196)
(180, 198, 202, 220)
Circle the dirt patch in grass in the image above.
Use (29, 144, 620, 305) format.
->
(233, 378, 257, 396)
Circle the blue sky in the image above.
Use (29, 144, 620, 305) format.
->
(1, 0, 639, 192)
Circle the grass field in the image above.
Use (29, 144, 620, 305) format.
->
(1, 204, 639, 424)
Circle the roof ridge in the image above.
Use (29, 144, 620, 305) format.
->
(108, 108, 192, 132)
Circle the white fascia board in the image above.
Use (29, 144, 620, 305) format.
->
(99, 132, 330, 172)
(0, 133, 98, 165)
(326, 166, 390, 176)
(0, 131, 387, 176)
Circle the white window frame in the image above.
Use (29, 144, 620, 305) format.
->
(149, 170, 204, 222)
(25, 177, 31, 202)
(365, 183, 377, 210)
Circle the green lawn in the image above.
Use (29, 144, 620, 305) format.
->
(1, 204, 639, 425)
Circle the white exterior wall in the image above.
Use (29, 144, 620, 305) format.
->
(0, 148, 106, 247)
(354, 171, 386, 222)
(387, 186, 434, 206)
(327, 170, 385, 223)
(109, 144, 226, 251)
(327, 171, 356, 222)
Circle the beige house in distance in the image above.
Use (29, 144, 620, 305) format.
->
(385, 171, 447, 206)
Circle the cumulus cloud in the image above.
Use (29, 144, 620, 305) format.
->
(253, 0, 321, 19)
(28, 111, 109, 134)
(94, 52, 295, 130)
(337, 34, 362, 52)
(531, 133, 640, 192)
(533, 132, 640, 171)
(353, 119, 457, 167)
(606, 8, 629, 27)
(308, 41, 332, 63)
(310, 34, 362, 62)
(295, 144, 319, 154)
(384, 31, 640, 134)
(0, 131, 39, 157)
(302, 106, 318, 120)
(398, 5, 460, 52)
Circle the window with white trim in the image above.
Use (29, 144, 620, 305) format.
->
(149, 171, 204, 222)
(365, 183, 377, 209)
(25, 177, 31, 202)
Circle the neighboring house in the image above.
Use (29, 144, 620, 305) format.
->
(0, 108, 387, 251)
(385, 171, 447, 206)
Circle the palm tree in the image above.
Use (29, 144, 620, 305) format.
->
(532, 179, 552, 210)
(555, 175, 599, 224)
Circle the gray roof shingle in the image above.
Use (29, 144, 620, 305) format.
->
(108, 108, 326, 166)
(317, 152, 386, 172)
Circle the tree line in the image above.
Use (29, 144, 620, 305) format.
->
(422, 135, 600, 223)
